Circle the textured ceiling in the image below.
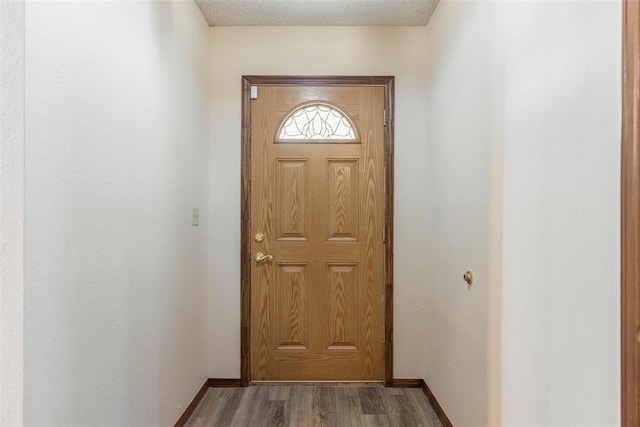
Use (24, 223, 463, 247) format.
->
(195, 0, 439, 26)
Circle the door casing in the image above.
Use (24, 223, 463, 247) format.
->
(621, 1, 639, 425)
(240, 76, 395, 386)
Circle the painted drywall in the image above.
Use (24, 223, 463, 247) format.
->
(423, 2, 503, 425)
(0, 1, 25, 425)
(500, 1, 621, 425)
(24, 1, 210, 425)
(424, 1, 621, 425)
(207, 27, 431, 379)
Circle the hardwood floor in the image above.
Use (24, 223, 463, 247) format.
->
(184, 385, 444, 427)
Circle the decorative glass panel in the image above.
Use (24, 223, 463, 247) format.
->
(277, 103, 358, 141)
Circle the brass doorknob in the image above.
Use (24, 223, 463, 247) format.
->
(463, 271, 473, 286)
(255, 252, 273, 263)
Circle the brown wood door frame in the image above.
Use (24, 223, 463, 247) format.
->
(622, 1, 640, 425)
(240, 76, 395, 386)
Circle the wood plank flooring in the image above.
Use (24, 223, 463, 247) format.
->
(184, 386, 443, 427)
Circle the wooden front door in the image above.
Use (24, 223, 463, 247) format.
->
(247, 83, 387, 381)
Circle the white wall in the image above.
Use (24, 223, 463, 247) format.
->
(423, 2, 503, 425)
(424, 1, 621, 426)
(207, 27, 431, 379)
(501, 1, 621, 425)
(24, 1, 210, 425)
(0, 1, 25, 425)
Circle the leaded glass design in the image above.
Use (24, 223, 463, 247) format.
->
(277, 103, 358, 142)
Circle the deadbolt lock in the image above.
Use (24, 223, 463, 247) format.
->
(254, 232, 264, 243)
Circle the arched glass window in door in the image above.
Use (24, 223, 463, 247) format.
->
(276, 102, 359, 143)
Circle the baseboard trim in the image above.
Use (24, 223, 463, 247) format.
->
(208, 378, 242, 387)
(174, 379, 210, 427)
(390, 378, 453, 427)
(420, 379, 454, 427)
(390, 378, 423, 388)
(176, 377, 452, 426)
(174, 378, 241, 426)
(251, 380, 383, 386)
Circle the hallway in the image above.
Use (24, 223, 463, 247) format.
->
(0, 0, 624, 425)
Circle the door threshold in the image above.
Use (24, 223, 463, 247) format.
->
(250, 380, 384, 387)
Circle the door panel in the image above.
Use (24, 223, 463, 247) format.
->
(274, 263, 309, 350)
(276, 159, 309, 241)
(250, 85, 385, 381)
(326, 263, 359, 350)
(326, 159, 359, 241)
